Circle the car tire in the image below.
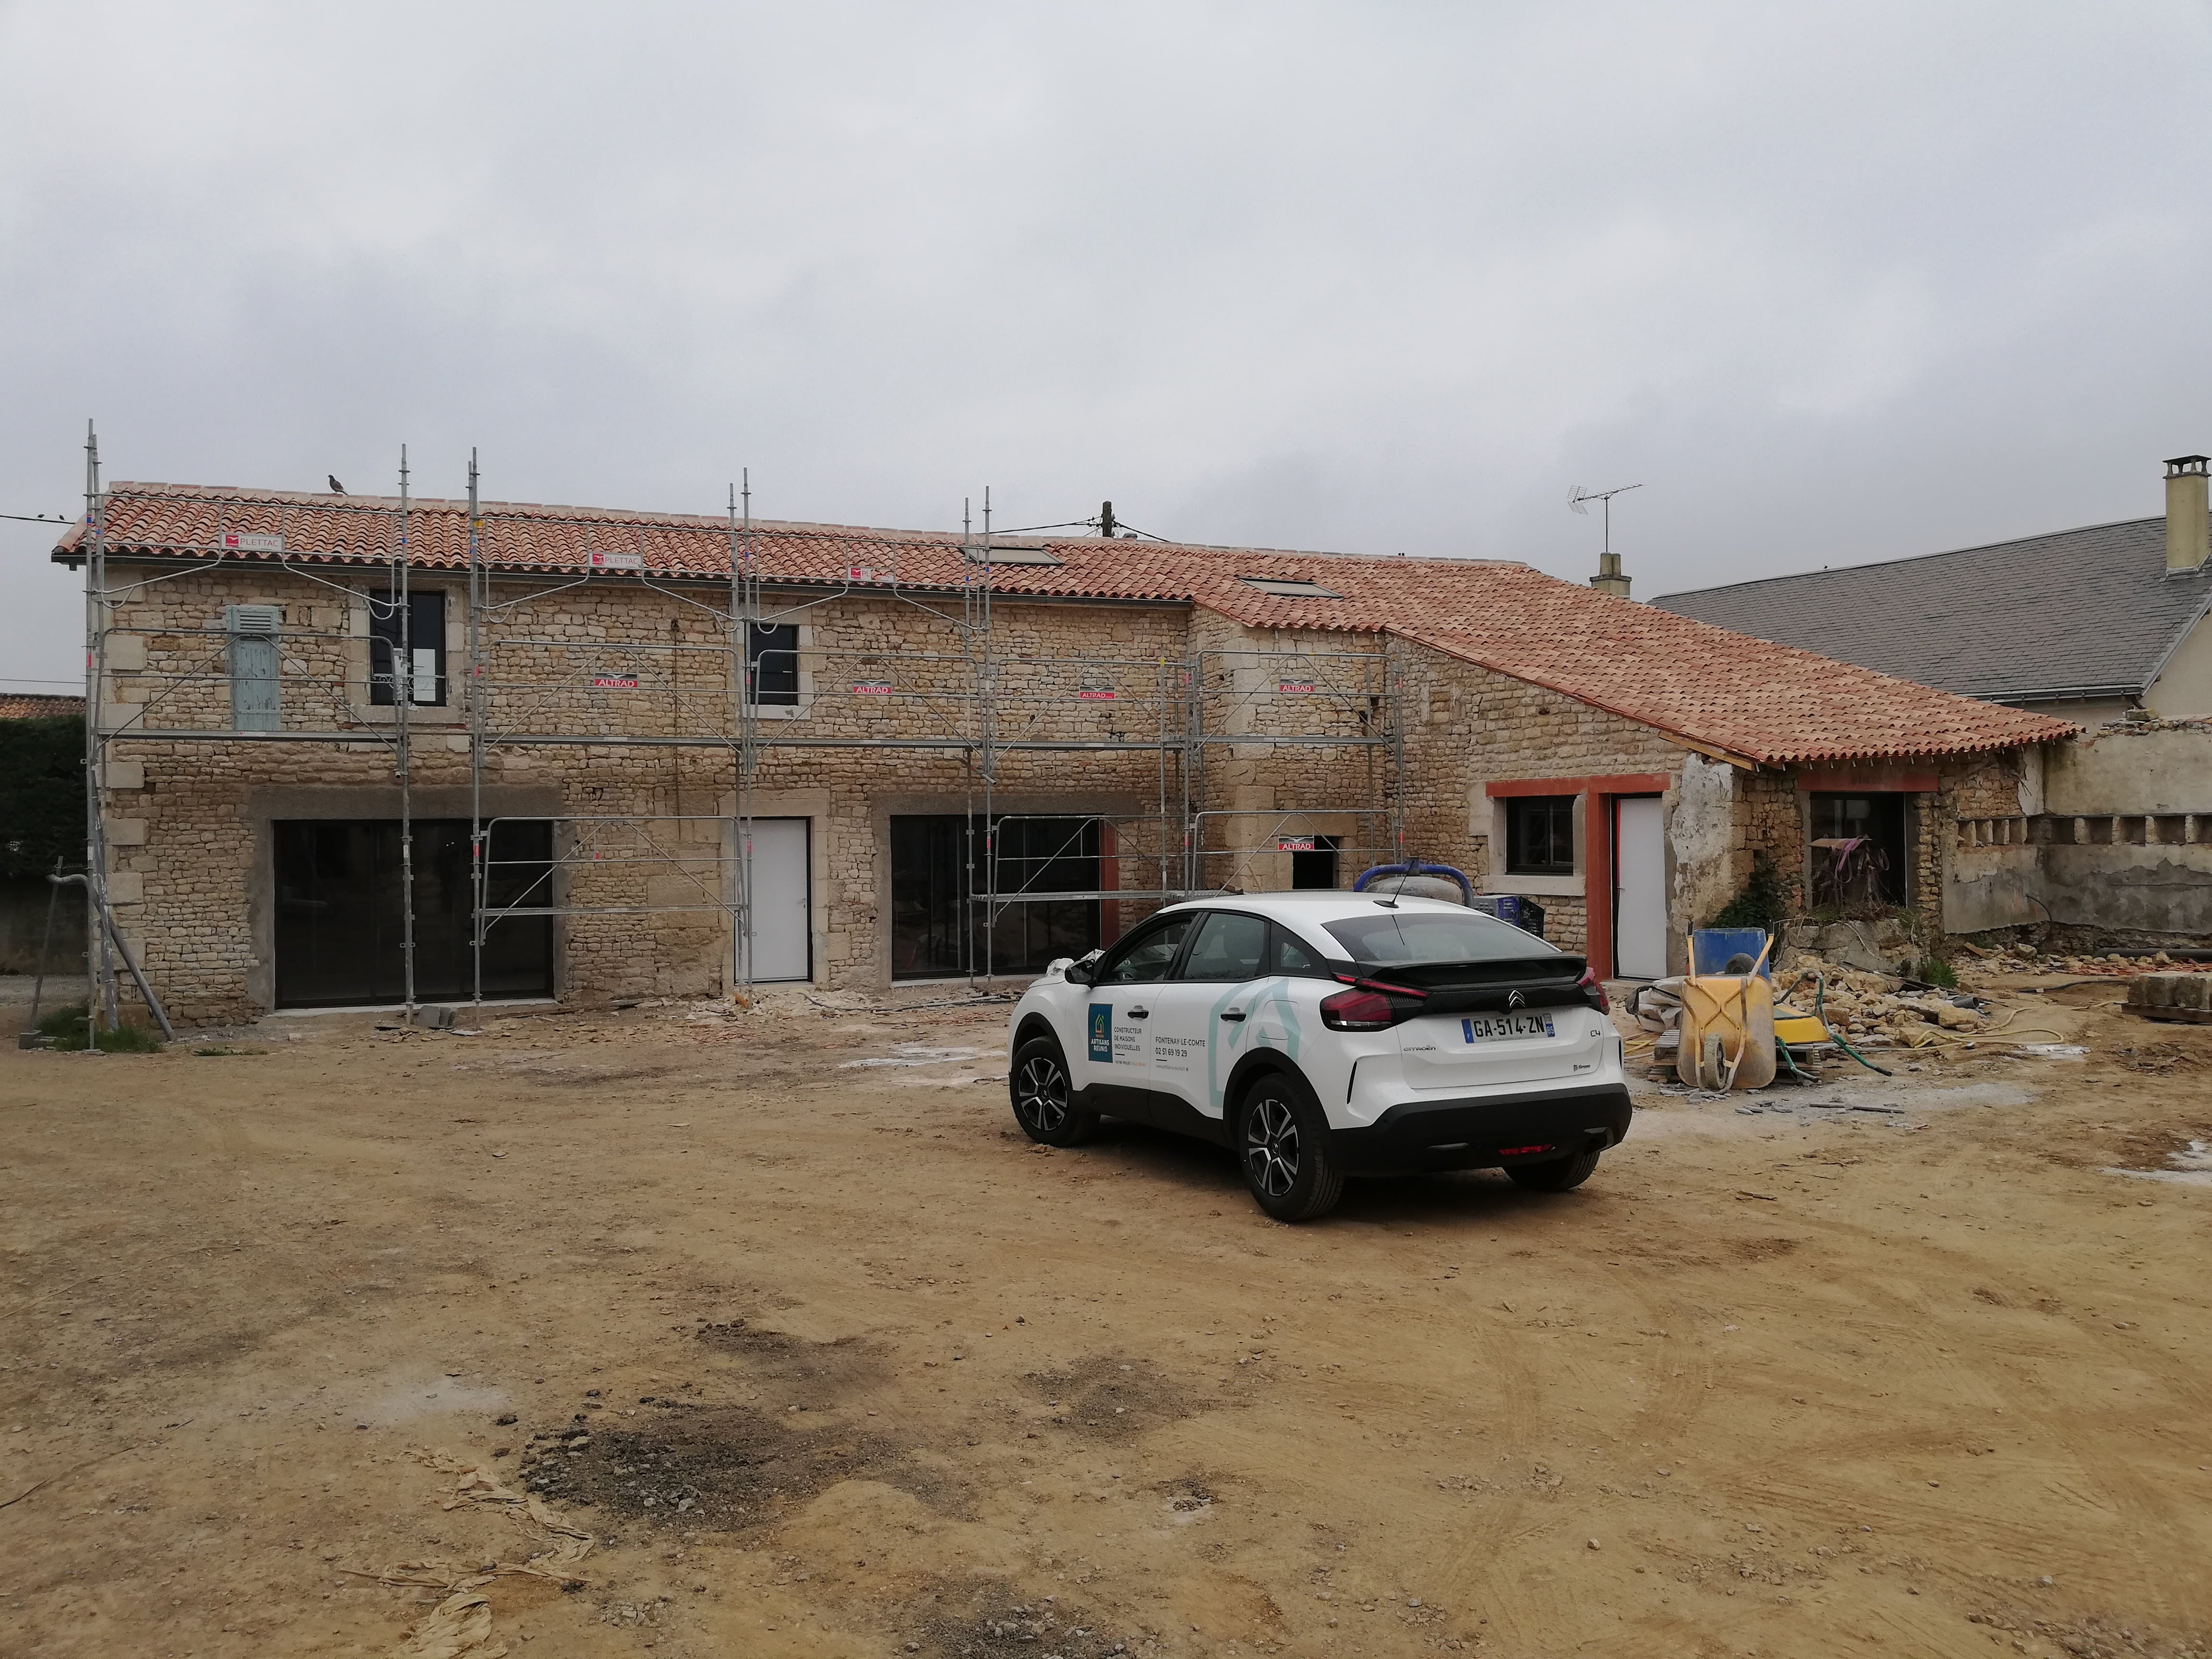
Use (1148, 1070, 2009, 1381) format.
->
(1010, 1035, 1098, 1147)
(1235, 1069, 1344, 1222)
(1504, 1149, 1601, 1192)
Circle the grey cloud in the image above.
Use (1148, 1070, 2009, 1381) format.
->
(4, 0, 2208, 689)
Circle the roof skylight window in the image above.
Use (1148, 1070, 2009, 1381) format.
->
(1240, 575, 1341, 599)
(962, 544, 1064, 567)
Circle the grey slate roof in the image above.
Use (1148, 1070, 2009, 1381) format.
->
(1651, 516, 2212, 704)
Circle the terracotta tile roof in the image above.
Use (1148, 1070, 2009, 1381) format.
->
(55, 482, 2077, 765)
(0, 692, 84, 721)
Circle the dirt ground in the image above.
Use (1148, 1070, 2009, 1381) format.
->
(4, 974, 2211, 1659)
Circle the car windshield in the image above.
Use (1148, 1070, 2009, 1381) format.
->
(1322, 909, 1560, 967)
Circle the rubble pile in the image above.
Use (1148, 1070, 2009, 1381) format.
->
(1631, 952, 2014, 1059)
(1959, 947, 2208, 977)
(1774, 958, 1993, 1048)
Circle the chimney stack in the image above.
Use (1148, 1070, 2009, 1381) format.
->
(2167, 454, 2210, 573)
(1590, 551, 1631, 599)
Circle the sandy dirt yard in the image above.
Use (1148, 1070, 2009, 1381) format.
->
(3, 977, 2210, 1659)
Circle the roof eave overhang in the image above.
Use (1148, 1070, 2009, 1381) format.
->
(47, 542, 1200, 608)
(1969, 685, 2147, 704)
(1392, 625, 2077, 768)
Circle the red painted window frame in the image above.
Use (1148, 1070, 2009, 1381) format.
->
(1486, 775, 1670, 980)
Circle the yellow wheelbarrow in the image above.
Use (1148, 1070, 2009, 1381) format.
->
(1676, 934, 1778, 1090)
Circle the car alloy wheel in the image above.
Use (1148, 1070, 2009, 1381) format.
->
(1243, 1093, 1300, 1198)
(1015, 1051, 1070, 1136)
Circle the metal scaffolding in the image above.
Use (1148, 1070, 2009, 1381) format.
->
(71, 436, 1406, 1026)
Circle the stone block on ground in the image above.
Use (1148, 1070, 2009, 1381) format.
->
(2126, 974, 2212, 1022)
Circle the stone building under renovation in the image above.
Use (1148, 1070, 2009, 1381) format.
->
(54, 481, 2074, 1026)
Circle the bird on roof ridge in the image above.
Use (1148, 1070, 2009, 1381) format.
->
(328, 475, 346, 494)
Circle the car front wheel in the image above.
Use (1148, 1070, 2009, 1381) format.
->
(1010, 1034, 1098, 1147)
(1235, 1070, 1344, 1222)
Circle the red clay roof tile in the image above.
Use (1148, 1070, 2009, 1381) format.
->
(54, 483, 2077, 766)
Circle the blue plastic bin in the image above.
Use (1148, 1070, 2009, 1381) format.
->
(1471, 895, 1546, 939)
(1691, 927, 1772, 980)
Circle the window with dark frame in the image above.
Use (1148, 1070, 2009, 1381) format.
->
(748, 622, 799, 706)
(888, 814, 1099, 980)
(273, 817, 552, 1007)
(1505, 794, 1576, 875)
(368, 589, 447, 707)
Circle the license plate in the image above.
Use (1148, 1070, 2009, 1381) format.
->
(1461, 1012, 1555, 1043)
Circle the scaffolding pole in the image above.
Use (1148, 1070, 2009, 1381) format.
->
(81, 421, 115, 1031)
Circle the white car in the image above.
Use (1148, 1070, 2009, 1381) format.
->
(1005, 892, 1630, 1221)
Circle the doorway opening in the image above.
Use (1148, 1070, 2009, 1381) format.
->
(738, 817, 812, 983)
(1611, 794, 1667, 980)
(1290, 834, 1341, 890)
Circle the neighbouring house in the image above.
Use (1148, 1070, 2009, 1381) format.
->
(0, 693, 85, 721)
(1655, 456, 2212, 942)
(52, 482, 2073, 1024)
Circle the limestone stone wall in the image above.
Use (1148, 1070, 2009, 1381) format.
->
(98, 556, 2042, 1020)
(1920, 752, 2033, 927)
(1736, 769, 1806, 918)
(1183, 612, 1399, 891)
(98, 563, 1413, 1021)
(1390, 649, 1697, 962)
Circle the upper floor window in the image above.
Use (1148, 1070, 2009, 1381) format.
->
(748, 622, 799, 706)
(369, 590, 445, 707)
(1505, 794, 1575, 875)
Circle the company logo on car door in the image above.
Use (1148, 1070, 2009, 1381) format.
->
(1088, 1004, 1113, 1062)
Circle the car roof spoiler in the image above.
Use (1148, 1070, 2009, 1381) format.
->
(1351, 859, 1474, 905)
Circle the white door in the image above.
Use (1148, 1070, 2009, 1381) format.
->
(1613, 796, 1668, 980)
(738, 818, 811, 983)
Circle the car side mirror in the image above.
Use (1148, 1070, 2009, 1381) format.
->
(1063, 960, 1094, 987)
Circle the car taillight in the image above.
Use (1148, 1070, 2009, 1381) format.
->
(1319, 987, 1397, 1030)
(1577, 965, 1609, 1013)
(1321, 975, 1427, 1032)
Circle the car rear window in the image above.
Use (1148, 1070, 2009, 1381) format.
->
(1322, 909, 1560, 967)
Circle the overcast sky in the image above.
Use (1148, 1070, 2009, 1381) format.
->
(5, 1, 2209, 692)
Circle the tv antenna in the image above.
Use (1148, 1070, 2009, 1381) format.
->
(1570, 482, 1642, 598)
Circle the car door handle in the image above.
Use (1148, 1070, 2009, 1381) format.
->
(1128, 1006, 1150, 1019)
(1218, 1008, 1247, 1022)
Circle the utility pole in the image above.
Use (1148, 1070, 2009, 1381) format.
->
(1099, 501, 1117, 539)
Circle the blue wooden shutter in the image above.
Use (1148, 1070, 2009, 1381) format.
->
(226, 605, 281, 732)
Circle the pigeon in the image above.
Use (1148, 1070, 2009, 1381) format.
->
(328, 475, 347, 494)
